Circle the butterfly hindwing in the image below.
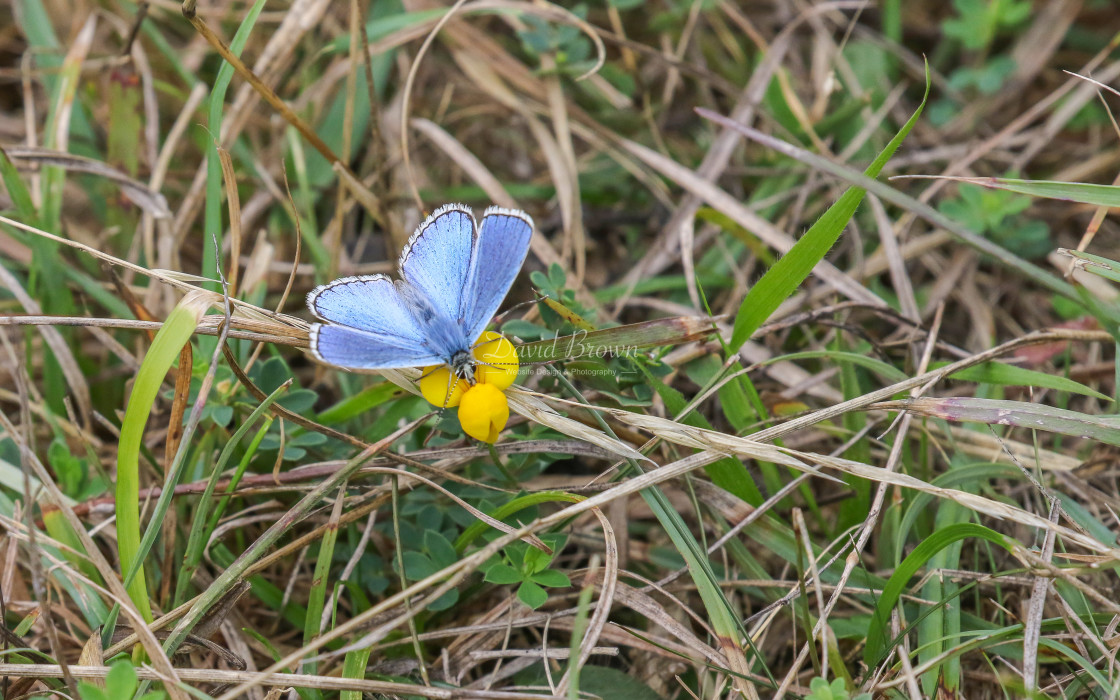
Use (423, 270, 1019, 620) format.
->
(310, 324, 443, 370)
(462, 206, 534, 341)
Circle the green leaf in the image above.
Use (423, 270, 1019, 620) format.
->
(426, 588, 459, 612)
(209, 404, 234, 427)
(530, 569, 571, 588)
(484, 563, 522, 585)
(105, 660, 138, 696)
(502, 319, 549, 340)
(938, 361, 1110, 400)
(78, 684, 109, 700)
(424, 530, 458, 568)
(864, 523, 1015, 665)
(725, 65, 930, 352)
(278, 389, 319, 414)
(572, 666, 665, 700)
(401, 551, 435, 580)
(517, 580, 549, 609)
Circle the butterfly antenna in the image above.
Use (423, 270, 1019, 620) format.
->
(490, 297, 541, 327)
(442, 369, 460, 410)
(473, 359, 518, 371)
(470, 335, 515, 352)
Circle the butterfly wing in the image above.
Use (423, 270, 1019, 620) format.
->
(398, 204, 477, 329)
(309, 324, 443, 369)
(462, 206, 534, 342)
(307, 275, 443, 369)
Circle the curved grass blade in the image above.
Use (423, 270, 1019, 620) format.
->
(894, 463, 1023, 566)
(116, 292, 208, 623)
(701, 63, 930, 353)
(864, 523, 1015, 667)
(699, 99, 1077, 306)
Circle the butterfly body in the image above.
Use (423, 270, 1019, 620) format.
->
(307, 204, 534, 377)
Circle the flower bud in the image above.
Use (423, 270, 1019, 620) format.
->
(458, 382, 509, 443)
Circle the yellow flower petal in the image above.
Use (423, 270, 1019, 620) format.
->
(473, 331, 519, 390)
(419, 365, 467, 408)
(458, 382, 509, 443)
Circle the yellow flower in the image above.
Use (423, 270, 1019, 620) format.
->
(418, 331, 519, 442)
(472, 331, 519, 389)
(419, 366, 468, 407)
(458, 382, 509, 443)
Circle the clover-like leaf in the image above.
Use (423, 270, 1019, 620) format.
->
(517, 580, 549, 609)
(484, 563, 522, 585)
(401, 550, 436, 580)
(530, 569, 570, 588)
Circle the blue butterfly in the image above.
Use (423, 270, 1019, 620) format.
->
(307, 204, 534, 380)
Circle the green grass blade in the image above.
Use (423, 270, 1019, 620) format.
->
(340, 646, 374, 700)
(1061, 249, 1120, 286)
(864, 523, 1015, 666)
(175, 386, 285, 606)
(936, 361, 1110, 401)
(116, 294, 207, 622)
(894, 463, 1022, 565)
(928, 176, 1120, 208)
(717, 65, 930, 352)
(763, 350, 909, 383)
(317, 382, 399, 424)
(634, 361, 764, 505)
(0, 148, 38, 226)
(699, 118, 1077, 307)
(455, 491, 584, 552)
(301, 488, 343, 698)
(202, 0, 268, 294)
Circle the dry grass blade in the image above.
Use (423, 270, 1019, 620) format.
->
(555, 508, 617, 695)
(615, 134, 886, 308)
(0, 411, 188, 699)
(4, 147, 171, 218)
(410, 117, 518, 208)
(506, 388, 646, 462)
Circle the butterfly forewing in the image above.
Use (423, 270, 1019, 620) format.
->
(399, 204, 477, 330)
(462, 207, 534, 342)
